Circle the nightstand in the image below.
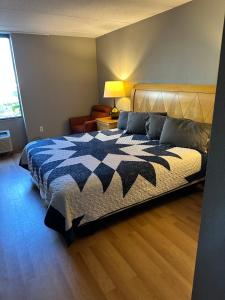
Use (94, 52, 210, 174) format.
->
(96, 117, 118, 131)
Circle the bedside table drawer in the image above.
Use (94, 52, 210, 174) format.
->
(97, 122, 117, 131)
(96, 117, 118, 131)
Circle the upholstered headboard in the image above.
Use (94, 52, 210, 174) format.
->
(131, 83, 216, 124)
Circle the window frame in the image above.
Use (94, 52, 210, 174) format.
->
(0, 33, 23, 120)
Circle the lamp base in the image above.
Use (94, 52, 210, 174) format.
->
(111, 106, 119, 119)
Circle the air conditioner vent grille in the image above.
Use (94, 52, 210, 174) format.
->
(0, 130, 13, 153)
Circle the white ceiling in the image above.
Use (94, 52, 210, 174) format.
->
(0, 0, 191, 38)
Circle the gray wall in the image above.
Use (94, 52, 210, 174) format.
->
(0, 117, 27, 152)
(96, 0, 225, 109)
(11, 34, 98, 141)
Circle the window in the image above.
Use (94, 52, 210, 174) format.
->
(0, 34, 21, 119)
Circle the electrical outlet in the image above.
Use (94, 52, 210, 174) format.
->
(40, 126, 44, 133)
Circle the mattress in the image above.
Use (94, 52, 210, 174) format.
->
(20, 129, 207, 244)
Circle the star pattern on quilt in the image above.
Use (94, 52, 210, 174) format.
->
(26, 130, 181, 197)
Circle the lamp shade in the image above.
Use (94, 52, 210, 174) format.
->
(103, 81, 126, 98)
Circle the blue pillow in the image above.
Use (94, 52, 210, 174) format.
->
(126, 112, 150, 134)
(126, 112, 167, 134)
(160, 117, 211, 152)
(117, 111, 130, 130)
(146, 114, 167, 140)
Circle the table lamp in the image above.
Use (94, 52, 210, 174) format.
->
(103, 81, 126, 119)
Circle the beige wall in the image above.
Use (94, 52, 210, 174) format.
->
(11, 34, 98, 141)
(96, 0, 225, 111)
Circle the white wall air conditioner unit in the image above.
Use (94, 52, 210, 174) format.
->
(0, 130, 13, 154)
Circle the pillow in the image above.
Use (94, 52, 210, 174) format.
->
(147, 112, 167, 117)
(126, 112, 167, 134)
(126, 112, 149, 134)
(159, 117, 211, 152)
(117, 111, 130, 130)
(145, 114, 167, 140)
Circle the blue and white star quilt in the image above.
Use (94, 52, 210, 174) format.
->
(20, 129, 206, 243)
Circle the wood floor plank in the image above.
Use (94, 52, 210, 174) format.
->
(0, 154, 203, 300)
(106, 288, 126, 300)
(80, 247, 116, 294)
(131, 221, 194, 283)
(144, 210, 197, 258)
(109, 227, 187, 300)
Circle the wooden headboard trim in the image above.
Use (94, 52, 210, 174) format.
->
(132, 83, 216, 94)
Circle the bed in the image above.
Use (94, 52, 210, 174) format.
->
(20, 83, 216, 244)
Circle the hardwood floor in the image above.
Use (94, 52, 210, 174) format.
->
(0, 153, 203, 300)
